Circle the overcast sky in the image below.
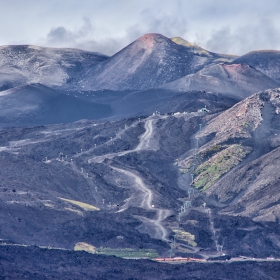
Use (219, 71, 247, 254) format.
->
(1, 0, 280, 56)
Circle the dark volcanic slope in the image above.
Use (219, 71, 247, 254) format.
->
(162, 63, 280, 99)
(232, 50, 280, 82)
(0, 45, 108, 91)
(0, 84, 112, 127)
(1, 245, 280, 280)
(84, 33, 233, 91)
(111, 89, 238, 117)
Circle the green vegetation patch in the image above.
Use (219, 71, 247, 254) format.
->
(194, 144, 252, 191)
(199, 144, 226, 160)
(96, 247, 159, 259)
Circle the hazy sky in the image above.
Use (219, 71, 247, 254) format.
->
(1, 0, 280, 56)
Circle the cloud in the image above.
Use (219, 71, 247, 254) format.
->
(46, 17, 93, 45)
(11, 0, 279, 56)
(44, 11, 190, 55)
(205, 19, 280, 55)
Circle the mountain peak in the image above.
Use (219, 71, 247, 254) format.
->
(136, 33, 169, 48)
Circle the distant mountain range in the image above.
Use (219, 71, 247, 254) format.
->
(1, 33, 280, 126)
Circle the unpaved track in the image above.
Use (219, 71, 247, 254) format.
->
(88, 116, 162, 164)
(111, 166, 171, 241)
(87, 115, 171, 241)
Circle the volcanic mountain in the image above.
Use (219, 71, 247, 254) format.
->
(162, 63, 280, 99)
(1, 33, 280, 278)
(83, 33, 236, 91)
(0, 45, 108, 91)
(232, 50, 280, 82)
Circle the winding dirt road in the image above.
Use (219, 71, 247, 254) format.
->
(87, 115, 171, 241)
(88, 116, 162, 164)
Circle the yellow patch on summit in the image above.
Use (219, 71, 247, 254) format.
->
(59, 197, 100, 211)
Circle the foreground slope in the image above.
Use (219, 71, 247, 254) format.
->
(1, 245, 280, 280)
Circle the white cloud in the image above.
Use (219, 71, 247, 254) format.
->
(0, 0, 280, 55)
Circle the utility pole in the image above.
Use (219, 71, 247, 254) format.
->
(169, 243, 173, 258)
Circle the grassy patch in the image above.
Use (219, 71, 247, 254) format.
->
(96, 247, 159, 259)
(199, 144, 226, 160)
(58, 197, 100, 211)
(194, 144, 252, 191)
(173, 229, 197, 247)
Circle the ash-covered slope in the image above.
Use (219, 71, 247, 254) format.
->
(162, 63, 280, 99)
(0, 84, 112, 127)
(84, 34, 234, 91)
(111, 89, 237, 117)
(1, 245, 280, 280)
(232, 50, 280, 82)
(0, 45, 108, 91)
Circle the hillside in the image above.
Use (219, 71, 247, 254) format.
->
(0, 83, 112, 127)
(0, 45, 108, 91)
(162, 63, 280, 99)
(232, 50, 280, 82)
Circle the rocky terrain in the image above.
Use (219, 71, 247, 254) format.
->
(0, 33, 280, 279)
